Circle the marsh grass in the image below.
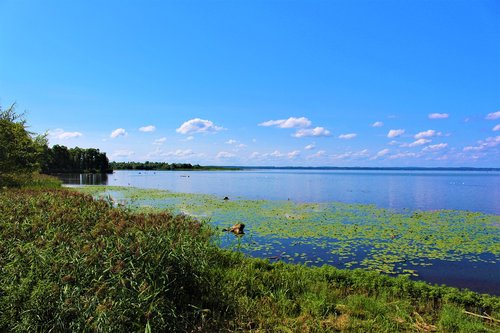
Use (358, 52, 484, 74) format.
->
(1, 188, 499, 332)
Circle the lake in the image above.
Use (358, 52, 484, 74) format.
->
(61, 169, 500, 214)
(61, 169, 500, 294)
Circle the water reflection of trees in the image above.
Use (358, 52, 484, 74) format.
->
(57, 173, 108, 185)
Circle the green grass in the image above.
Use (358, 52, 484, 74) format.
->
(1, 188, 499, 332)
(23, 173, 63, 189)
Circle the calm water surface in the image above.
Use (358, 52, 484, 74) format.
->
(60, 169, 500, 294)
(62, 169, 500, 214)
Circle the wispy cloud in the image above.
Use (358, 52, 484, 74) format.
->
(414, 129, 441, 139)
(153, 137, 167, 145)
(270, 150, 284, 157)
(387, 129, 405, 138)
(259, 117, 311, 128)
(428, 113, 449, 119)
(176, 118, 224, 135)
(338, 133, 357, 140)
(49, 128, 83, 140)
(408, 138, 431, 147)
(110, 128, 127, 138)
(308, 150, 326, 159)
(225, 139, 238, 144)
(249, 152, 261, 159)
(371, 148, 390, 160)
(423, 143, 448, 152)
(139, 125, 156, 132)
(332, 149, 369, 160)
(493, 124, 500, 131)
(287, 150, 300, 158)
(485, 111, 500, 120)
(216, 151, 236, 158)
(165, 149, 194, 157)
(389, 152, 420, 159)
(111, 149, 134, 159)
(304, 144, 315, 150)
(293, 127, 331, 138)
(463, 136, 500, 152)
(372, 121, 384, 127)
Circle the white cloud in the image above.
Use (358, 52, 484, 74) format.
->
(226, 139, 238, 144)
(332, 149, 369, 160)
(111, 150, 134, 159)
(493, 124, 500, 131)
(153, 137, 167, 145)
(287, 150, 300, 158)
(216, 151, 236, 158)
(139, 125, 156, 132)
(293, 127, 331, 138)
(259, 117, 311, 128)
(186, 136, 194, 141)
(388, 140, 399, 146)
(414, 129, 441, 139)
(249, 152, 260, 159)
(176, 118, 224, 135)
(389, 152, 419, 160)
(237, 143, 247, 148)
(463, 136, 500, 152)
(387, 129, 405, 138)
(49, 128, 83, 140)
(371, 148, 390, 160)
(308, 150, 326, 158)
(372, 121, 384, 127)
(428, 113, 449, 119)
(304, 144, 315, 150)
(423, 143, 448, 152)
(165, 149, 194, 157)
(270, 150, 284, 157)
(338, 133, 357, 140)
(486, 111, 500, 120)
(110, 128, 127, 138)
(409, 138, 431, 147)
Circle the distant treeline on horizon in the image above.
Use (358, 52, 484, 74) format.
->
(235, 166, 500, 172)
(110, 161, 239, 171)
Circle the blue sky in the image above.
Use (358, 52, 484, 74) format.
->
(1, 0, 499, 167)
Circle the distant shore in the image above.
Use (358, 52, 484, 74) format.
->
(234, 166, 500, 172)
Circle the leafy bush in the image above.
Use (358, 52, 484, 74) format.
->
(0, 104, 47, 187)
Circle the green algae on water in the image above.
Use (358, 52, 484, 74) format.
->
(75, 186, 500, 277)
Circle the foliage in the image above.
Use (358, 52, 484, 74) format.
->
(0, 103, 47, 187)
(1, 188, 499, 332)
(22, 173, 63, 189)
(42, 144, 111, 174)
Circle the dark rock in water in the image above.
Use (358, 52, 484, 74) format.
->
(223, 196, 229, 201)
(224, 223, 245, 235)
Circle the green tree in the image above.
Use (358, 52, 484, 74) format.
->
(0, 103, 46, 186)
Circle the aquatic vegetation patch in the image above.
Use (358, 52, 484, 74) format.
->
(2, 188, 500, 331)
(76, 186, 500, 278)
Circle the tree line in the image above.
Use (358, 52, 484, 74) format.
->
(110, 161, 204, 171)
(0, 104, 110, 187)
(41, 145, 111, 174)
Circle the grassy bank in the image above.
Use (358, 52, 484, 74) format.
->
(1, 187, 499, 332)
